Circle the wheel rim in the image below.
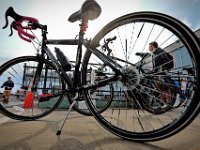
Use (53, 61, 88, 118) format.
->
(82, 12, 200, 141)
(0, 56, 64, 120)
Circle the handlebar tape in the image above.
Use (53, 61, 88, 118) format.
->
(3, 7, 39, 42)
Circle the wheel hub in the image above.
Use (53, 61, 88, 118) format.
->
(122, 66, 140, 90)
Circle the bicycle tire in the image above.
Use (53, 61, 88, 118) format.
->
(82, 11, 200, 141)
(139, 87, 176, 114)
(0, 56, 65, 120)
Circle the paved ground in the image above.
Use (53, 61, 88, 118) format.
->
(0, 110, 199, 150)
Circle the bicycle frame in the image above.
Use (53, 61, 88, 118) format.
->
(32, 22, 122, 96)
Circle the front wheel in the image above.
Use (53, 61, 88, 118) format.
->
(82, 12, 200, 141)
(0, 56, 65, 120)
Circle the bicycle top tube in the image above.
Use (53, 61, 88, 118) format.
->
(46, 39, 79, 45)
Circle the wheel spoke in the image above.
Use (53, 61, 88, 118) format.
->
(0, 57, 64, 120)
(82, 12, 200, 141)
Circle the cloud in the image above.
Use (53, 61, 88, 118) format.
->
(180, 18, 193, 29)
(191, 0, 200, 4)
(194, 21, 200, 31)
(0, 57, 9, 66)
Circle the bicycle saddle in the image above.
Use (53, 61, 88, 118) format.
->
(135, 52, 150, 58)
(68, 0, 101, 23)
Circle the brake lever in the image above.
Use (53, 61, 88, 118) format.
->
(2, 7, 23, 29)
(2, 7, 39, 42)
(9, 21, 16, 36)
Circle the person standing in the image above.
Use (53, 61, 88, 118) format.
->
(1, 77, 14, 104)
(149, 41, 171, 73)
(148, 41, 172, 104)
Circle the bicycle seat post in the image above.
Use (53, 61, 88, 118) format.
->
(78, 20, 88, 43)
(80, 20, 88, 32)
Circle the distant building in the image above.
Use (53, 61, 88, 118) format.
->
(142, 28, 200, 73)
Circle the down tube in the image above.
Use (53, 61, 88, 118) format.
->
(43, 46, 73, 88)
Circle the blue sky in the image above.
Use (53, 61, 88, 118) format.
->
(0, 0, 200, 65)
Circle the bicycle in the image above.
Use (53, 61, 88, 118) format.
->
(1, 2, 113, 117)
(1, 0, 200, 141)
(132, 52, 195, 114)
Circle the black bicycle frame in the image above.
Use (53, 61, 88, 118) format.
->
(32, 26, 123, 95)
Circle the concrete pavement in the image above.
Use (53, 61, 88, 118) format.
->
(0, 110, 200, 150)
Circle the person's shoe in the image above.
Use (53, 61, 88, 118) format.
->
(3, 100, 8, 104)
(3, 99, 6, 103)
(3, 100, 9, 104)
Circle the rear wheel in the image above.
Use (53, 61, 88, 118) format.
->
(82, 12, 200, 141)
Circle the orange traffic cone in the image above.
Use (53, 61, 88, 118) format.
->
(23, 78, 34, 109)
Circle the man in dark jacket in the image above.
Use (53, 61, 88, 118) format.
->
(148, 41, 171, 104)
(149, 41, 171, 73)
(1, 77, 14, 103)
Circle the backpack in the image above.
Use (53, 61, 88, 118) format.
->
(166, 53, 174, 69)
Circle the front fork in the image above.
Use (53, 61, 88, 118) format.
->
(31, 55, 46, 93)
